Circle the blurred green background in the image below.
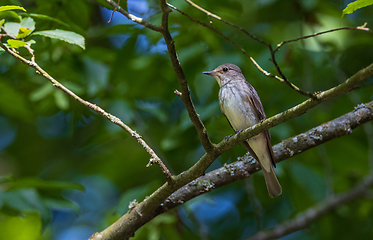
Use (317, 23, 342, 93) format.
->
(0, 0, 373, 239)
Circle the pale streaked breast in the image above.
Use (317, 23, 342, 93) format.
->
(219, 83, 258, 131)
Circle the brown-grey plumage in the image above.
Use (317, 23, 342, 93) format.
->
(203, 63, 282, 197)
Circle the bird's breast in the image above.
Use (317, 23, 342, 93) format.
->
(219, 84, 258, 131)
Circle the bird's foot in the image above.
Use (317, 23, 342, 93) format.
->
(236, 129, 245, 134)
(225, 134, 234, 141)
(225, 129, 245, 141)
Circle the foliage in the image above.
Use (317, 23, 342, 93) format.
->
(0, 0, 373, 240)
(342, 0, 373, 16)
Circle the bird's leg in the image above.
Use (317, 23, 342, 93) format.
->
(225, 129, 245, 142)
(236, 129, 245, 134)
(225, 134, 234, 141)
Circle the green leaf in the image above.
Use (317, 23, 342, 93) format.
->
(1, 189, 50, 226)
(3, 22, 20, 37)
(16, 17, 35, 38)
(32, 29, 85, 49)
(29, 83, 54, 102)
(54, 90, 70, 110)
(342, 0, 373, 16)
(0, 5, 26, 12)
(7, 39, 26, 48)
(0, 19, 5, 27)
(0, 212, 42, 240)
(0, 176, 16, 185)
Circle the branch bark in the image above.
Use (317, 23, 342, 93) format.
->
(155, 100, 373, 214)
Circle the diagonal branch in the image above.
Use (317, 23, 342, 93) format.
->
(157, 100, 373, 214)
(184, 0, 268, 46)
(274, 22, 372, 53)
(248, 174, 373, 240)
(171, 2, 314, 99)
(216, 62, 373, 154)
(181, 1, 372, 99)
(88, 60, 373, 240)
(105, 0, 162, 32)
(0, 42, 174, 182)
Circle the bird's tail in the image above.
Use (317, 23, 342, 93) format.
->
(262, 165, 282, 198)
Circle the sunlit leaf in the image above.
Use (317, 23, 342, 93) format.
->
(0, 212, 41, 240)
(16, 17, 35, 38)
(0, 19, 5, 27)
(7, 39, 27, 48)
(32, 29, 85, 49)
(0, 5, 26, 12)
(3, 22, 20, 37)
(342, 0, 373, 16)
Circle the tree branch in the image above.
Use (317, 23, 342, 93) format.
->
(248, 174, 373, 240)
(274, 22, 372, 53)
(159, 0, 214, 152)
(181, 0, 314, 98)
(178, 1, 372, 100)
(105, 0, 162, 32)
(155, 100, 373, 213)
(88, 61, 373, 239)
(0, 42, 174, 182)
(215, 62, 373, 154)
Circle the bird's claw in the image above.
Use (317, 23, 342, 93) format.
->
(236, 129, 245, 134)
(225, 134, 233, 141)
(225, 129, 245, 141)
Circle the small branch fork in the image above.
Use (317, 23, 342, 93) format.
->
(177, 0, 372, 99)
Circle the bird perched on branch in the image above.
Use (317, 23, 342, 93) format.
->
(203, 63, 282, 197)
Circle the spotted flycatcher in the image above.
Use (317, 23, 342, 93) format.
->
(203, 63, 282, 197)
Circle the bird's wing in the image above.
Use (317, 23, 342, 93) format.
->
(245, 81, 276, 167)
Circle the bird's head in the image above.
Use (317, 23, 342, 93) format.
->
(203, 63, 244, 87)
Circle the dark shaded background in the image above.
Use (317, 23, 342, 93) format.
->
(0, 0, 373, 239)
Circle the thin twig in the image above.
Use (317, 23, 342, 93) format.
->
(182, 1, 372, 99)
(184, 0, 269, 46)
(169, 3, 314, 98)
(275, 22, 372, 53)
(88, 61, 373, 240)
(105, 0, 162, 32)
(107, 0, 120, 23)
(0, 42, 174, 183)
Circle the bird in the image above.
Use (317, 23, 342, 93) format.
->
(203, 63, 282, 197)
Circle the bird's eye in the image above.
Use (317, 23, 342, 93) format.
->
(223, 67, 228, 72)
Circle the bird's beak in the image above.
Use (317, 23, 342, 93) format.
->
(203, 70, 218, 76)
